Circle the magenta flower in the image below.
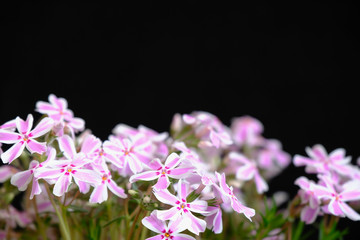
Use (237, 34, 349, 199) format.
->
(312, 175, 360, 221)
(129, 153, 193, 190)
(36, 94, 85, 136)
(153, 179, 208, 235)
(214, 172, 255, 221)
(294, 144, 352, 175)
(107, 135, 152, 175)
(89, 164, 127, 203)
(231, 116, 264, 147)
(11, 148, 56, 199)
(142, 211, 195, 240)
(35, 135, 101, 196)
(229, 152, 268, 194)
(0, 114, 54, 164)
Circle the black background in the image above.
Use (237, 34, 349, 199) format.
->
(1, 1, 359, 237)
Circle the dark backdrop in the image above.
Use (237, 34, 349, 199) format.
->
(1, 1, 359, 237)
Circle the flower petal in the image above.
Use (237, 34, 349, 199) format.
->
(153, 189, 179, 206)
(107, 179, 127, 198)
(53, 173, 71, 197)
(10, 170, 33, 191)
(153, 175, 170, 190)
(58, 135, 76, 159)
(189, 200, 208, 213)
(156, 207, 180, 221)
(89, 182, 108, 203)
(172, 233, 196, 240)
(141, 211, 166, 233)
(26, 139, 47, 154)
(73, 169, 101, 185)
(164, 152, 181, 169)
(35, 168, 63, 179)
(16, 114, 33, 134)
(129, 170, 159, 183)
(339, 201, 360, 221)
(1, 141, 25, 164)
(168, 168, 193, 179)
(183, 211, 206, 235)
(300, 206, 319, 224)
(0, 130, 21, 144)
(30, 117, 54, 138)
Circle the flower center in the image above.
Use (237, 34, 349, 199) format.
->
(102, 175, 108, 181)
(67, 168, 72, 173)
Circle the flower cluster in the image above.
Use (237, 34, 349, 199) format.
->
(0, 94, 359, 240)
(294, 145, 360, 223)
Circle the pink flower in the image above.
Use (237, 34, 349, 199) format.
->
(258, 139, 290, 169)
(231, 116, 264, 147)
(35, 135, 101, 196)
(89, 164, 127, 203)
(36, 94, 85, 136)
(229, 152, 268, 194)
(0, 165, 18, 183)
(294, 144, 352, 175)
(107, 135, 152, 175)
(0, 114, 54, 164)
(80, 134, 123, 169)
(129, 153, 193, 190)
(312, 175, 360, 221)
(214, 172, 255, 221)
(11, 148, 56, 199)
(183, 111, 232, 149)
(142, 211, 195, 240)
(153, 179, 208, 235)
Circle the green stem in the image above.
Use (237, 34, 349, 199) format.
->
(32, 196, 47, 240)
(44, 183, 71, 240)
(126, 207, 143, 240)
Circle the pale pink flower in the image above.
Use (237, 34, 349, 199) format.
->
(35, 135, 101, 196)
(183, 111, 232, 149)
(89, 164, 127, 203)
(258, 139, 290, 169)
(11, 148, 56, 199)
(214, 172, 255, 221)
(312, 175, 360, 221)
(153, 179, 208, 235)
(0, 114, 54, 164)
(294, 144, 352, 175)
(231, 116, 264, 147)
(36, 94, 85, 136)
(80, 134, 123, 169)
(129, 153, 193, 190)
(294, 176, 320, 224)
(229, 152, 268, 194)
(142, 211, 195, 240)
(0, 205, 32, 229)
(107, 135, 152, 175)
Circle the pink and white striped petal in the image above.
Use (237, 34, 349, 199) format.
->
(141, 211, 166, 233)
(73, 169, 101, 185)
(167, 168, 193, 179)
(53, 173, 72, 197)
(156, 206, 180, 221)
(58, 135, 77, 159)
(164, 152, 182, 169)
(16, 115, 33, 134)
(339, 202, 360, 221)
(153, 175, 170, 190)
(1, 141, 26, 164)
(129, 170, 159, 183)
(153, 189, 179, 206)
(89, 183, 108, 203)
(29, 117, 54, 138)
(10, 169, 33, 191)
(0, 130, 21, 144)
(107, 179, 127, 198)
(189, 200, 208, 213)
(26, 139, 47, 154)
(184, 211, 207, 235)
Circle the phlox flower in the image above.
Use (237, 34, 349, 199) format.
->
(228, 152, 268, 194)
(35, 135, 101, 196)
(89, 164, 127, 203)
(258, 139, 290, 169)
(294, 144, 352, 175)
(183, 111, 232, 149)
(153, 179, 208, 235)
(231, 116, 264, 147)
(214, 172, 255, 221)
(11, 148, 56, 199)
(80, 134, 123, 169)
(294, 176, 320, 224)
(36, 94, 85, 136)
(129, 152, 193, 190)
(0, 114, 54, 164)
(312, 175, 360, 221)
(107, 135, 152, 175)
(0, 205, 32, 229)
(142, 211, 195, 240)
(0, 165, 18, 183)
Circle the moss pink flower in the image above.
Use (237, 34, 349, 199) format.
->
(142, 211, 195, 240)
(0, 114, 53, 164)
(153, 179, 208, 235)
(129, 153, 193, 190)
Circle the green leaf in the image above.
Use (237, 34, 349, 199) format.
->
(102, 216, 126, 228)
